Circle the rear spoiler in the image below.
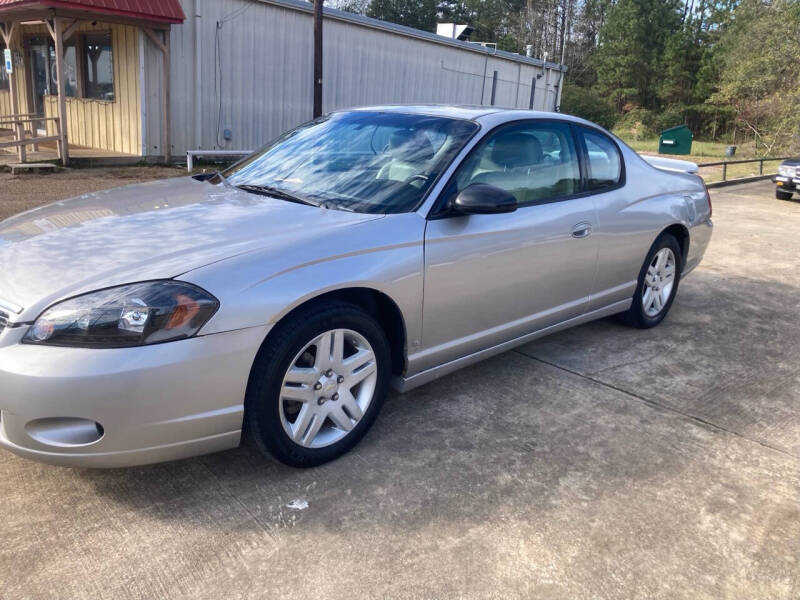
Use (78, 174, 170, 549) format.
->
(641, 155, 699, 174)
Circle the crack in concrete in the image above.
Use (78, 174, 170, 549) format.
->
(585, 344, 677, 376)
(514, 348, 800, 463)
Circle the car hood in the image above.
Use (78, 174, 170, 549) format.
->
(0, 177, 382, 319)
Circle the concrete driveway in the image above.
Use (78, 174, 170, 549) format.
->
(1, 180, 798, 599)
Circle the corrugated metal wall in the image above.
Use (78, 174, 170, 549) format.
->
(143, 0, 565, 157)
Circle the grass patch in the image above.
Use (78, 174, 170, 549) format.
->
(697, 160, 784, 184)
(614, 135, 786, 183)
(616, 136, 757, 161)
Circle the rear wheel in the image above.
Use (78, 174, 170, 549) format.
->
(619, 233, 682, 329)
(776, 189, 794, 201)
(245, 302, 390, 467)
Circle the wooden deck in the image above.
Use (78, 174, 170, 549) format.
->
(0, 129, 140, 168)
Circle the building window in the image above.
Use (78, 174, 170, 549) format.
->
(62, 43, 79, 97)
(0, 42, 9, 92)
(82, 33, 114, 101)
(41, 32, 114, 101)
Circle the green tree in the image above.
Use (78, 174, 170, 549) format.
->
(366, 0, 439, 31)
(658, 23, 702, 105)
(326, 0, 370, 13)
(438, 0, 516, 47)
(711, 0, 800, 153)
(559, 83, 617, 128)
(592, 0, 683, 109)
(566, 0, 613, 87)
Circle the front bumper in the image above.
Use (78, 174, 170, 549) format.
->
(0, 324, 269, 467)
(774, 175, 799, 191)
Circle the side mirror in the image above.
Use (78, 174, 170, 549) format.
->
(192, 172, 217, 182)
(452, 183, 517, 215)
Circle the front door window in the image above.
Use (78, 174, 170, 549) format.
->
(448, 121, 582, 205)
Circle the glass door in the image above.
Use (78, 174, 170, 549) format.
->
(27, 37, 54, 135)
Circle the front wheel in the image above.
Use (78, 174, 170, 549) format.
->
(619, 233, 682, 329)
(776, 189, 794, 201)
(245, 302, 390, 467)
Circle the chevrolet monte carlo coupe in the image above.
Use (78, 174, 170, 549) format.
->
(0, 106, 713, 468)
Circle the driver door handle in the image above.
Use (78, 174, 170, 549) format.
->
(571, 222, 593, 239)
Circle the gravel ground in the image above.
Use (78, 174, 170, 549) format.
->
(0, 166, 186, 221)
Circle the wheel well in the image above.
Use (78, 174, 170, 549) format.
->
(662, 224, 689, 265)
(273, 288, 407, 377)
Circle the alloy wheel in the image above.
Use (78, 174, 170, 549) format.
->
(279, 328, 378, 448)
(642, 248, 676, 317)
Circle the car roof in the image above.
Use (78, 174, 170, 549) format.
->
(346, 104, 592, 126)
(348, 104, 502, 119)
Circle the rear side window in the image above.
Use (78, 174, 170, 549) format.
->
(580, 128, 622, 191)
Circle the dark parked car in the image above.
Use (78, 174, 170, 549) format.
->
(775, 158, 800, 200)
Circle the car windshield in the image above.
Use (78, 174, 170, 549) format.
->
(222, 111, 479, 214)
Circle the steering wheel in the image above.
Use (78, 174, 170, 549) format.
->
(404, 174, 429, 187)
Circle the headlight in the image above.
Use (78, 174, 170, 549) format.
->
(23, 281, 219, 348)
(778, 165, 793, 177)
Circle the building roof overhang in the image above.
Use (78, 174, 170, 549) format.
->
(0, 0, 185, 26)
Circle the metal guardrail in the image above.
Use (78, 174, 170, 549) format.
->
(696, 156, 791, 183)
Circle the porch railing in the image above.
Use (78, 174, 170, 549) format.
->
(0, 114, 65, 164)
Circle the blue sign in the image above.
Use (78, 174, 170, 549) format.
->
(3, 48, 11, 74)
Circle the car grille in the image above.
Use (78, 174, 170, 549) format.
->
(0, 310, 8, 335)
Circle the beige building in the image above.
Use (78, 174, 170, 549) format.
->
(0, 0, 181, 164)
(0, 0, 567, 165)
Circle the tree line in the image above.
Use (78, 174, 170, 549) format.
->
(327, 0, 800, 155)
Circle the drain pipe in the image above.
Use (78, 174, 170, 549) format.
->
(555, 67, 565, 112)
(194, 0, 203, 149)
(555, 14, 568, 112)
(541, 52, 551, 111)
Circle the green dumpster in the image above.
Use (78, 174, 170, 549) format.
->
(658, 125, 693, 155)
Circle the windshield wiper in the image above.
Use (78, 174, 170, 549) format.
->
(235, 184, 320, 207)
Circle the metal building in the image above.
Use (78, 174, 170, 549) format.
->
(0, 0, 567, 163)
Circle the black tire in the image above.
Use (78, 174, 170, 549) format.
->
(619, 233, 683, 329)
(244, 301, 391, 467)
(776, 189, 794, 201)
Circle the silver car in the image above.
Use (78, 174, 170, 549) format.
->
(0, 106, 712, 468)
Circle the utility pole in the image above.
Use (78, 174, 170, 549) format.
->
(313, 0, 323, 118)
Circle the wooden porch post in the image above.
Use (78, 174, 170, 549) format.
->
(0, 22, 25, 162)
(47, 17, 69, 165)
(142, 27, 171, 163)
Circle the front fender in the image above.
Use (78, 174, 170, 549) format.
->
(182, 213, 426, 350)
